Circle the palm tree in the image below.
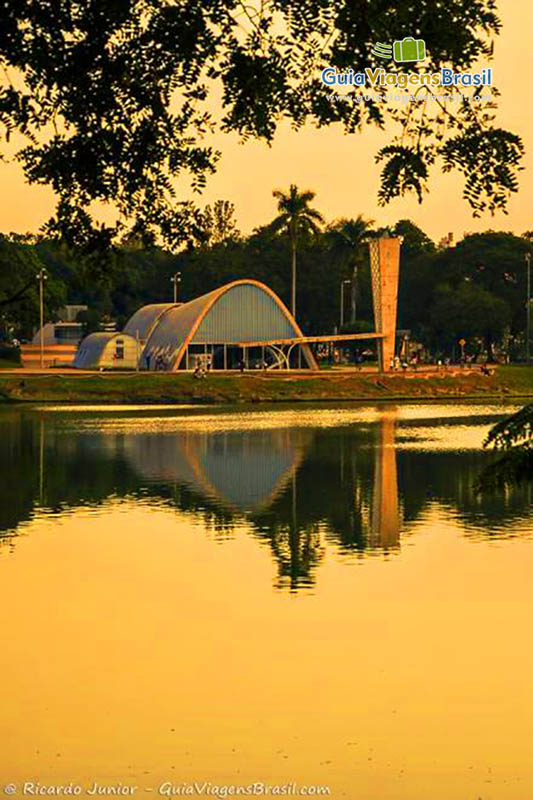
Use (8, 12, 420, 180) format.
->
(328, 215, 375, 325)
(271, 185, 324, 318)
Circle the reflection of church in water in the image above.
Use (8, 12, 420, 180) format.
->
(3, 407, 529, 590)
(118, 415, 402, 589)
(0, 409, 402, 590)
(122, 426, 310, 514)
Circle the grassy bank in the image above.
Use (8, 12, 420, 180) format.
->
(0, 358, 20, 370)
(0, 366, 532, 405)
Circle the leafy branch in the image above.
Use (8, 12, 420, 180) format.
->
(0, 0, 523, 248)
(477, 404, 533, 492)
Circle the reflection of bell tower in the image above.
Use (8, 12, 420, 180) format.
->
(370, 413, 401, 549)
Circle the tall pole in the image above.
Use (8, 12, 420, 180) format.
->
(291, 237, 297, 319)
(340, 279, 350, 329)
(171, 271, 181, 304)
(351, 265, 357, 324)
(37, 268, 47, 369)
(526, 253, 531, 363)
(39, 273, 44, 368)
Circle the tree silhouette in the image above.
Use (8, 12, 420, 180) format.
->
(479, 404, 533, 491)
(198, 200, 240, 247)
(0, 1, 523, 249)
(327, 216, 375, 324)
(270, 185, 324, 318)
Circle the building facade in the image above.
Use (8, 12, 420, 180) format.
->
(73, 332, 139, 370)
(134, 280, 317, 371)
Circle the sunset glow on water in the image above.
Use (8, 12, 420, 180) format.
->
(1, 404, 531, 799)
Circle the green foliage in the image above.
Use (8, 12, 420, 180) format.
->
(393, 219, 436, 257)
(486, 404, 533, 450)
(478, 404, 533, 491)
(326, 216, 375, 268)
(432, 232, 530, 338)
(270, 185, 325, 240)
(377, 145, 430, 205)
(326, 215, 374, 325)
(441, 127, 523, 215)
(340, 319, 374, 335)
(270, 184, 325, 315)
(395, 229, 531, 357)
(196, 200, 241, 247)
(0, 344, 20, 365)
(429, 282, 511, 353)
(1, 199, 531, 357)
(0, 0, 523, 248)
(0, 234, 66, 338)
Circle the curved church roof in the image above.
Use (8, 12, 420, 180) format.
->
(123, 303, 178, 342)
(73, 332, 132, 369)
(137, 279, 316, 370)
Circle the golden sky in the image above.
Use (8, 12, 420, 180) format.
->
(1, 2, 531, 243)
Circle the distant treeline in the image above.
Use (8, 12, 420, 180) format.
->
(1, 201, 532, 359)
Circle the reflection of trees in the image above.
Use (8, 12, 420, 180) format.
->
(249, 419, 401, 588)
(252, 468, 325, 591)
(0, 410, 42, 536)
(1, 409, 531, 589)
(266, 520, 324, 591)
(0, 410, 141, 540)
(399, 447, 532, 532)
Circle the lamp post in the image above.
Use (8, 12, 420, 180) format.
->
(37, 268, 48, 369)
(171, 271, 181, 304)
(350, 265, 358, 325)
(340, 279, 350, 329)
(526, 253, 531, 363)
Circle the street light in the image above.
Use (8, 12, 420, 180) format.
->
(340, 279, 350, 329)
(526, 253, 531, 363)
(170, 271, 181, 304)
(36, 268, 48, 369)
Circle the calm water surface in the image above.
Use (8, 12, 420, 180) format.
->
(0, 403, 532, 799)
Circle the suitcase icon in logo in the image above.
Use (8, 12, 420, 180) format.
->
(393, 37, 426, 62)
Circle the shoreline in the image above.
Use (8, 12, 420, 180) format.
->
(1, 366, 532, 406)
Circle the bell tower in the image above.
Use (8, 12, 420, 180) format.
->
(368, 237, 402, 371)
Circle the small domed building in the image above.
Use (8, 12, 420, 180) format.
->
(73, 331, 139, 370)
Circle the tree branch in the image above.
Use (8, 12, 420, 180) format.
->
(0, 279, 34, 308)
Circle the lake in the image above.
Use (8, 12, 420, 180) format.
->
(0, 403, 531, 800)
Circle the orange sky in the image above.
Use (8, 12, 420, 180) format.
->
(1, 3, 531, 244)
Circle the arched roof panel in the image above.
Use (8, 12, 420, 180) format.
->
(192, 283, 294, 344)
(141, 280, 313, 370)
(140, 289, 221, 369)
(73, 332, 118, 369)
(124, 303, 178, 342)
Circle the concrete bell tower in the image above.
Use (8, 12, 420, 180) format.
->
(368, 236, 402, 371)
